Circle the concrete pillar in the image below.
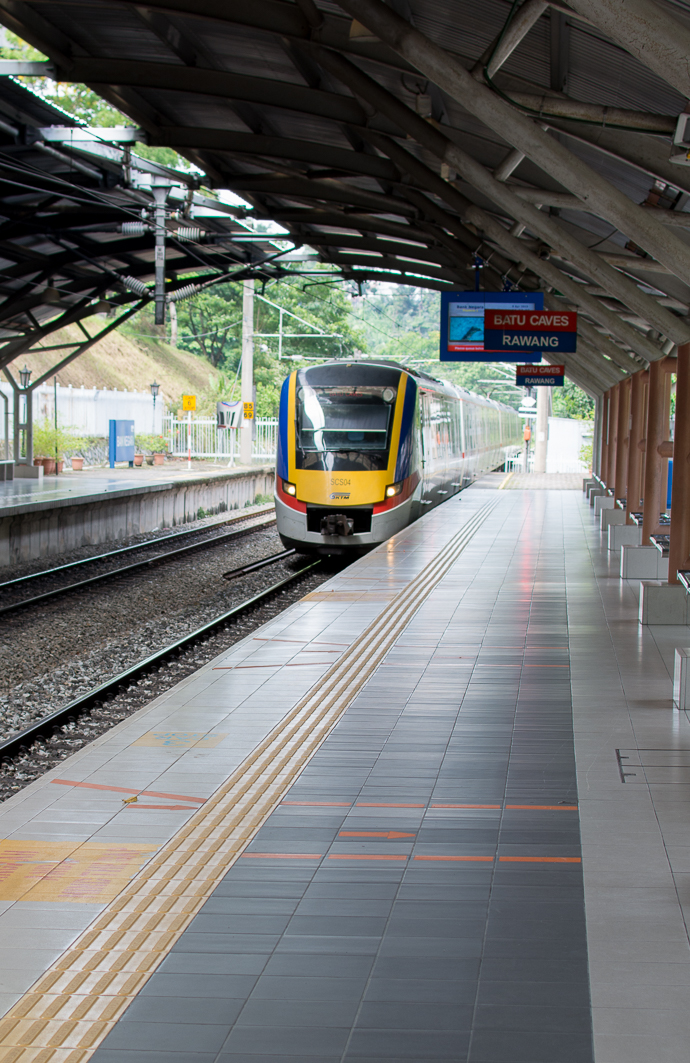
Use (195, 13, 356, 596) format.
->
(600, 389, 610, 483)
(668, 343, 690, 584)
(534, 386, 550, 473)
(607, 383, 620, 488)
(241, 278, 254, 466)
(642, 358, 672, 543)
(614, 376, 631, 503)
(626, 369, 648, 523)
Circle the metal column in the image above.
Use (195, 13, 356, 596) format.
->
(641, 357, 674, 543)
(241, 279, 254, 467)
(534, 386, 550, 474)
(600, 389, 610, 485)
(614, 376, 631, 503)
(626, 369, 648, 523)
(607, 383, 620, 489)
(668, 343, 690, 583)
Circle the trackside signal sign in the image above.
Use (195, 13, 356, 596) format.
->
(516, 364, 565, 387)
(485, 310, 577, 353)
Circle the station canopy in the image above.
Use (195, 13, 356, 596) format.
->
(0, 0, 690, 395)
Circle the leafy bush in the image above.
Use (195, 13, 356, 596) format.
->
(32, 420, 80, 460)
(135, 434, 168, 453)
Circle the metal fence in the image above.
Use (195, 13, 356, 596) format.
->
(163, 416, 279, 463)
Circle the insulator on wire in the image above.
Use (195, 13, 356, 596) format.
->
(121, 221, 148, 236)
(120, 275, 150, 297)
(167, 283, 200, 303)
(174, 226, 202, 242)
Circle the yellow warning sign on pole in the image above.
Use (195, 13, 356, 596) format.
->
(243, 401, 255, 420)
(182, 394, 196, 412)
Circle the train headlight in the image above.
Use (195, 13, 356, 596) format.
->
(282, 480, 297, 496)
(385, 481, 403, 498)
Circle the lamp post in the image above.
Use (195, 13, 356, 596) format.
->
(16, 366, 32, 466)
(150, 380, 160, 435)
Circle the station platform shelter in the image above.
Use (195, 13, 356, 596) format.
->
(0, 474, 687, 1063)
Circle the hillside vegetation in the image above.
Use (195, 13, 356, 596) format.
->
(7, 321, 220, 405)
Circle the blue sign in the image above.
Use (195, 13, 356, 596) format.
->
(485, 329, 577, 353)
(109, 419, 135, 468)
(516, 370, 565, 387)
(440, 291, 544, 363)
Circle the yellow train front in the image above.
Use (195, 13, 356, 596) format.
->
(275, 360, 521, 555)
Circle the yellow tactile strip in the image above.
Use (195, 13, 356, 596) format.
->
(0, 499, 497, 1063)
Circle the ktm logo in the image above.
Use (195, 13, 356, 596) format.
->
(330, 492, 350, 499)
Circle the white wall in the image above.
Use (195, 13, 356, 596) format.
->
(546, 416, 592, 474)
(0, 381, 163, 438)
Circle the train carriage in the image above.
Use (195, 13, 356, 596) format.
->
(275, 359, 522, 554)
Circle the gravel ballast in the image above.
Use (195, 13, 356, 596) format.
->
(0, 515, 341, 801)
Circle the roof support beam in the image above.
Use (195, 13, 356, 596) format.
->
(364, 130, 658, 365)
(559, 351, 616, 394)
(311, 46, 688, 344)
(310, 45, 688, 345)
(545, 119, 690, 198)
(59, 59, 371, 127)
(473, 0, 549, 78)
(565, 0, 690, 100)
(154, 128, 398, 181)
(332, 0, 690, 288)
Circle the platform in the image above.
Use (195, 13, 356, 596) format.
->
(0, 463, 275, 567)
(0, 484, 689, 1062)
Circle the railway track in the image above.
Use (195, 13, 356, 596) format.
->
(0, 507, 277, 616)
(0, 558, 320, 763)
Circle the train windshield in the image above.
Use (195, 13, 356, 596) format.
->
(297, 386, 394, 453)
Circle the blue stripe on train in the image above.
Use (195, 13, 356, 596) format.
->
(394, 376, 417, 482)
(276, 375, 290, 481)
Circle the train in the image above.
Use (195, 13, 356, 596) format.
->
(275, 359, 522, 555)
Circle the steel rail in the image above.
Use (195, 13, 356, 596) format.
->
(0, 504, 275, 590)
(0, 559, 321, 761)
(0, 513, 277, 617)
(222, 548, 295, 580)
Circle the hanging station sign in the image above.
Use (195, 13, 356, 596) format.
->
(484, 310, 578, 354)
(439, 291, 544, 363)
(515, 364, 566, 387)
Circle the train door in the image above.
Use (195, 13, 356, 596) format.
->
(419, 390, 433, 498)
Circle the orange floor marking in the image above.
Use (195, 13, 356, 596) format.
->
(432, 804, 501, 809)
(241, 853, 322, 859)
(51, 778, 205, 803)
(356, 802, 425, 808)
(414, 855, 494, 862)
(506, 804, 578, 811)
(499, 856, 581, 863)
(339, 830, 416, 839)
(0, 840, 157, 902)
(328, 854, 408, 860)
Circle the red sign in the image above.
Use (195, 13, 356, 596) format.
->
(516, 364, 565, 376)
(485, 311, 577, 332)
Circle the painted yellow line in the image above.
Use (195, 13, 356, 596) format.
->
(498, 471, 515, 490)
(0, 500, 498, 1063)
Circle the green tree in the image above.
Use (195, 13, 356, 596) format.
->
(552, 380, 595, 419)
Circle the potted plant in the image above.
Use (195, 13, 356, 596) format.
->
(70, 456, 84, 471)
(32, 421, 78, 475)
(136, 433, 169, 465)
(133, 453, 143, 467)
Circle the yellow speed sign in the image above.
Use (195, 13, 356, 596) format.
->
(243, 401, 255, 420)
